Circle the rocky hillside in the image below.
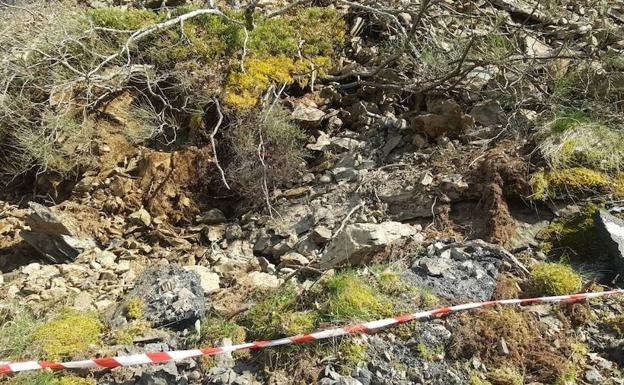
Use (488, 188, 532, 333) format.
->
(1, 0, 624, 384)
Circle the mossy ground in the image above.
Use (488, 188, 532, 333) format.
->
(529, 262, 582, 296)
(31, 310, 102, 361)
(0, 373, 95, 385)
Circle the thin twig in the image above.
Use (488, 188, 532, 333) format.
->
(210, 98, 230, 190)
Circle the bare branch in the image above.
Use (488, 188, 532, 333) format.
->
(210, 97, 230, 190)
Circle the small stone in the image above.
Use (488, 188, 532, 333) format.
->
(244, 271, 282, 289)
(319, 174, 333, 184)
(129, 208, 151, 227)
(585, 369, 604, 384)
(72, 291, 94, 310)
(310, 226, 332, 244)
(95, 250, 117, 269)
(280, 252, 310, 267)
(420, 172, 434, 186)
(292, 105, 325, 124)
(497, 337, 510, 355)
(196, 208, 226, 225)
(184, 265, 220, 294)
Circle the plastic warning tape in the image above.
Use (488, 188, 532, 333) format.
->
(1, 289, 623, 374)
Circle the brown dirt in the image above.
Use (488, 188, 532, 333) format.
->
(474, 141, 530, 245)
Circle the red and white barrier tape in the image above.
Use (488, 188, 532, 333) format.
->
(2, 289, 623, 374)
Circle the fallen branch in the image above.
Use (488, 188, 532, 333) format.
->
(210, 98, 230, 190)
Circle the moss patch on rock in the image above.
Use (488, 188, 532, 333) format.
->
(536, 205, 601, 260)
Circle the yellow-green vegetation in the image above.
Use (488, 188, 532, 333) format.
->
(197, 318, 248, 370)
(337, 340, 367, 370)
(112, 320, 151, 345)
(126, 297, 144, 320)
(324, 272, 393, 320)
(243, 283, 318, 339)
(606, 314, 624, 337)
(0, 3, 345, 179)
(470, 373, 493, 385)
(486, 367, 524, 385)
(530, 263, 581, 296)
(1, 373, 95, 385)
(537, 205, 599, 259)
(553, 365, 578, 385)
(530, 167, 613, 200)
(415, 343, 432, 360)
(31, 310, 102, 360)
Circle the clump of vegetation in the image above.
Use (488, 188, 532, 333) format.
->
(450, 308, 571, 384)
(0, 3, 344, 183)
(337, 340, 367, 370)
(0, 307, 41, 360)
(324, 272, 393, 320)
(530, 167, 611, 200)
(1, 373, 95, 385)
(31, 310, 101, 360)
(125, 297, 144, 320)
(605, 314, 624, 337)
(536, 205, 600, 259)
(242, 283, 317, 339)
(227, 106, 308, 200)
(530, 263, 581, 296)
(112, 320, 151, 345)
(486, 367, 524, 385)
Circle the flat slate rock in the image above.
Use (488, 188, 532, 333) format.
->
(403, 242, 502, 302)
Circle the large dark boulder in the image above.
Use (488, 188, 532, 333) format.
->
(111, 264, 206, 330)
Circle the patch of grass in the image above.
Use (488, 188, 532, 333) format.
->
(530, 263, 581, 296)
(242, 283, 318, 340)
(415, 343, 432, 360)
(31, 310, 101, 360)
(0, 308, 41, 360)
(470, 373, 493, 385)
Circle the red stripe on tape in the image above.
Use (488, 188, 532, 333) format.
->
(200, 348, 224, 356)
(393, 314, 415, 324)
(0, 365, 12, 374)
(431, 307, 451, 315)
(40, 361, 66, 369)
(93, 357, 121, 368)
(343, 324, 370, 333)
(146, 352, 173, 362)
(250, 341, 270, 349)
(290, 334, 317, 343)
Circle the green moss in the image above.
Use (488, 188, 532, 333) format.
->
(32, 310, 101, 360)
(57, 376, 95, 385)
(113, 320, 151, 345)
(470, 373, 493, 385)
(337, 340, 367, 370)
(87, 8, 162, 30)
(530, 263, 581, 296)
(606, 314, 624, 337)
(553, 365, 577, 385)
(416, 343, 432, 360)
(486, 367, 524, 385)
(126, 297, 144, 320)
(537, 205, 599, 259)
(201, 318, 247, 345)
(324, 272, 393, 320)
(530, 167, 610, 200)
(549, 111, 592, 133)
